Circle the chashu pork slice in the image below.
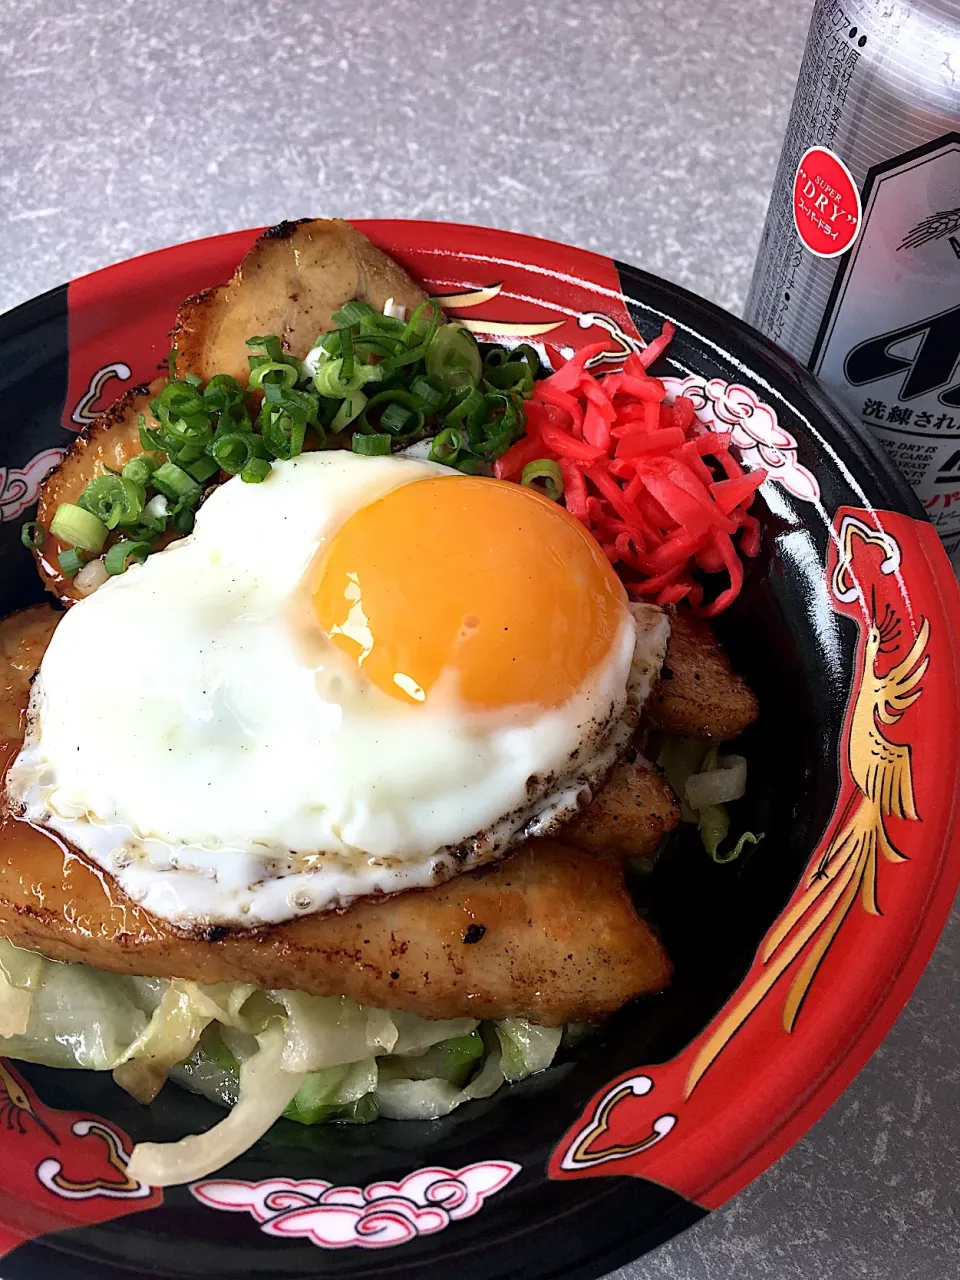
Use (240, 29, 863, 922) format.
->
(648, 611, 759, 741)
(564, 761, 681, 859)
(32, 220, 427, 605)
(0, 783, 670, 1027)
(173, 218, 428, 384)
(0, 606, 61, 741)
(34, 381, 165, 606)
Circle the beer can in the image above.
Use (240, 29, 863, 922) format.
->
(743, 0, 960, 556)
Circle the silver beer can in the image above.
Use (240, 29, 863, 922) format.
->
(744, 0, 960, 555)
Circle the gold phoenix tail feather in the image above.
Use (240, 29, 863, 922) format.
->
(684, 612, 930, 1097)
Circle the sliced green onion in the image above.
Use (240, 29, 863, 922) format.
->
(320, 329, 343, 357)
(521, 459, 563, 501)
(352, 433, 391, 456)
(402, 299, 441, 349)
(408, 373, 449, 414)
(167, 348, 178, 379)
(79, 475, 145, 529)
(425, 323, 482, 389)
(484, 360, 534, 394)
(50, 502, 108, 553)
(209, 432, 259, 476)
(135, 495, 169, 536)
(260, 408, 306, 460)
(204, 375, 252, 432)
(124, 523, 163, 544)
(455, 455, 483, 475)
(20, 521, 44, 550)
(245, 334, 284, 360)
(138, 414, 166, 454)
(509, 343, 542, 385)
(151, 382, 214, 442)
(105, 540, 151, 576)
(474, 392, 524, 458)
(339, 324, 356, 384)
(360, 310, 406, 337)
(358, 389, 425, 438)
(171, 439, 203, 464)
(58, 547, 88, 578)
(152, 462, 201, 504)
(247, 359, 299, 392)
(330, 390, 368, 432)
(203, 373, 245, 398)
(378, 403, 419, 434)
(428, 427, 463, 464)
(172, 504, 196, 534)
(312, 355, 380, 399)
(443, 386, 487, 434)
(241, 457, 272, 484)
(332, 299, 376, 328)
(186, 455, 220, 484)
(122, 454, 160, 487)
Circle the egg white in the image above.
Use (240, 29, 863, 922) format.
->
(8, 452, 668, 931)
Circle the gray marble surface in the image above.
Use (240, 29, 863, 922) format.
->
(1, 1, 958, 1277)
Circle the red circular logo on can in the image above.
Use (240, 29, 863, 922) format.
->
(793, 146, 862, 258)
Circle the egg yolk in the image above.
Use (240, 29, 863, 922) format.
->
(313, 475, 629, 710)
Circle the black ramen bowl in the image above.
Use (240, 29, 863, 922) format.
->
(1, 220, 958, 1280)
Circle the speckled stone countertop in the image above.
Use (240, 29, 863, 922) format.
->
(2, 1, 958, 1277)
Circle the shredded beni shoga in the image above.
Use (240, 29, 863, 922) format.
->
(497, 325, 767, 616)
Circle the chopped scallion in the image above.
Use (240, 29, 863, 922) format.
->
(210, 432, 258, 475)
(58, 547, 88, 578)
(425, 323, 482, 389)
(359, 390, 424, 438)
(152, 462, 201, 504)
(78, 475, 145, 529)
(186, 455, 220, 484)
(122, 454, 160, 487)
(521, 458, 564, 501)
(138, 414, 166, 454)
(50, 503, 108, 553)
(352, 433, 391, 456)
(247, 359, 300, 392)
(172, 504, 196, 534)
(104, 539, 151, 575)
(20, 521, 44, 550)
(332, 299, 376, 328)
(241, 457, 272, 483)
(428, 427, 463, 464)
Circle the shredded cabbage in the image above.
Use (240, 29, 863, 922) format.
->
(656, 735, 760, 863)
(377, 1036, 507, 1120)
(0, 944, 567, 1186)
(0, 959, 152, 1069)
(274, 991, 398, 1070)
(684, 753, 747, 810)
(495, 1018, 563, 1081)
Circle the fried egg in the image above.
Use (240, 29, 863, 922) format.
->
(8, 452, 669, 930)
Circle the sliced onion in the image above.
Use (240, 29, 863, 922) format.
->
(382, 296, 407, 320)
(684, 754, 747, 811)
(75, 558, 109, 595)
(126, 1023, 304, 1188)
